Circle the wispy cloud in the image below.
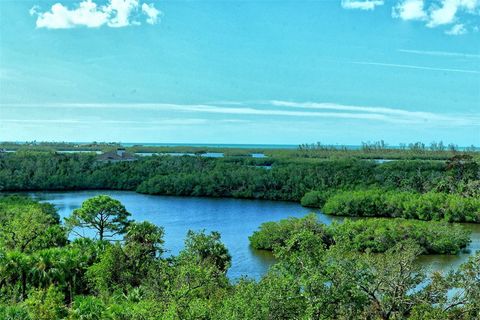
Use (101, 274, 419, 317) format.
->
(271, 101, 440, 118)
(269, 100, 479, 126)
(398, 49, 480, 58)
(392, 0, 480, 35)
(341, 0, 385, 10)
(29, 0, 161, 29)
(4, 102, 479, 126)
(349, 60, 480, 74)
(445, 23, 468, 35)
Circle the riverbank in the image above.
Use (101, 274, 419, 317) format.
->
(7, 190, 480, 279)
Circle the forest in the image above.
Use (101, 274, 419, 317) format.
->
(1, 141, 478, 160)
(0, 195, 479, 319)
(0, 150, 478, 223)
(249, 214, 472, 254)
(0, 148, 479, 319)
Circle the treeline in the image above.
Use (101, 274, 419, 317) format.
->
(1, 152, 478, 200)
(2, 140, 479, 160)
(249, 214, 471, 254)
(1, 196, 479, 319)
(293, 141, 479, 160)
(321, 189, 480, 223)
(0, 141, 120, 152)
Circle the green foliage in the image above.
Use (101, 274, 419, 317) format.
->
(0, 196, 67, 253)
(124, 221, 165, 259)
(249, 213, 333, 251)
(330, 218, 471, 254)
(3, 152, 477, 202)
(69, 295, 106, 320)
(24, 285, 66, 320)
(86, 222, 166, 295)
(86, 243, 132, 295)
(181, 230, 232, 273)
(300, 190, 334, 208)
(250, 214, 471, 254)
(323, 189, 480, 222)
(103, 299, 164, 320)
(1, 194, 479, 319)
(0, 304, 31, 320)
(66, 195, 131, 240)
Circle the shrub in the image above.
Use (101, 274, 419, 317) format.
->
(300, 190, 334, 208)
(24, 285, 66, 320)
(330, 218, 471, 254)
(249, 215, 471, 255)
(322, 189, 480, 223)
(249, 214, 333, 251)
(0, 305, 31, 320)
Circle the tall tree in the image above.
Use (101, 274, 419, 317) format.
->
(0, 204, 65, 253)
(66, 195, 131, 241)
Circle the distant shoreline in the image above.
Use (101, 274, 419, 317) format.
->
(2, 141, 477, 151)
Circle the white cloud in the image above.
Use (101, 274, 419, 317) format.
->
(142, 3, 161, 25)
(392, 0, 480, 34)
(428, 0, 460, 27)
(445, 22, 469, 33)
(392, 0, 427, 20)
(105, 0, 139, 28)
(341, 0, 384, 10)
(30, 0, 161, 29)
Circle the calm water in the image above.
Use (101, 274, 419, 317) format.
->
(20, 191, 480, 279)
(26, 191, 324, 279)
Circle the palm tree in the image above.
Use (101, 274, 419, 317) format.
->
(0, 250, 32, 301)
(30, 248, 64, 289)
(60, 248, 88, 304)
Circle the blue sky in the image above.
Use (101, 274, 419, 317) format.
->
(0, 0, 479, 145)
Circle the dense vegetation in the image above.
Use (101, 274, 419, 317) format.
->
(0, 196, 479, 319)
(1, 151, 478, 199)
(249, 214, 471, 254)
(321, 189, 480, 222)
(2, 140, 478, 160)
(248, 214, 334, 251)
(1, 150, 478, 226)
(330, 218, 471, 254)
(300, 190, 334, 208)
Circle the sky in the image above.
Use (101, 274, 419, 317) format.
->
(0, 0, 479, 146)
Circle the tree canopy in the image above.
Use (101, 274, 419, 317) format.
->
(65, 195, 131, 240)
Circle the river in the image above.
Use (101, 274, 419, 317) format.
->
(22, 190, 480, 280)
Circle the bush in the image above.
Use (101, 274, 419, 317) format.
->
(69, 296, 106, 320)
(24, 286, 66, 320)
(300, 190, 334, 208)
(249, 214, 333, 251)
(0, 305, 31, 320)
(322, 189, 480, 223)
(330, 218, 471, 254)
(249, 214, 471, 254)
